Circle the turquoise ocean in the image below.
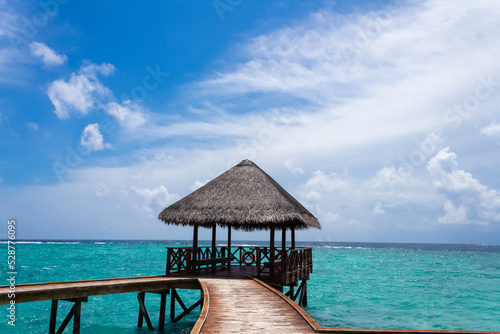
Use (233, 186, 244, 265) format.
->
(2, 240, 499, 333)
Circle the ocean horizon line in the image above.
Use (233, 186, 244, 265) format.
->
(3, 239, 499, 247)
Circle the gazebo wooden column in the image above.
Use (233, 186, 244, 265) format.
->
(192, 225, 198, 272)
(282, 227, 287, 274)
(211, 225, 216, 272)
(282, 228, 286, 250)
(291, 226, 295, 249)
(270, 227, 275, 274)
(227, 225, 231, 268)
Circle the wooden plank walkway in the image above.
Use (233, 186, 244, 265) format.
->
(193, 278, 500, 334)
(198, 278, 315, 334)
(0, 276, 199, 304)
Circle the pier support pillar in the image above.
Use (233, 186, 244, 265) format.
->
(170, 288, 203, 323)
(49, 297, 87, 334)
(137, 292, 154, 330)
(288, 280, 308, 307)
(158, 290, 168, 331)
(298, 280, 308, 307)
(49, 300, 58, 333)
(287, 285, 295, 300)
(137, 289, 171, 331)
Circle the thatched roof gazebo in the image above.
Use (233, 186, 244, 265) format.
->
(158, 159, 320, 291)
(159, 159, 320, 230)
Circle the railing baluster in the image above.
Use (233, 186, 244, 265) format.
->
(256, 247, 261, 276)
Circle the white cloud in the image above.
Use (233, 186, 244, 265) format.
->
(295, 163, 443, 236)
(372, 166, 409, 190)
(321, 214, 375, 232)
(80, 123, 111, 152)
(80, 62, 115, 76)
(174, 0, 500, 173)
(95, 183, 109, 197)
(284, 159, 304, 175)
(481, 122, 500, 139)
(29, 42, 67, 66)
(439, 200, 467, 225)
(132, 185, 175, 215)
(373, 203, 385, 215)
(0, 8, 30, 85)
(427, 147, 500, 225)
(303, 170, 350, 197)
(47, 63, 114, 119)
(325, 212, 340, 222)
(369, 166, 433, 205)
(26, 121, 39, 131)
(191, 180, 208, 191)
(300, 170, 357, 202)
(105, 100, 146, 129)
(200, 0, 500, 102)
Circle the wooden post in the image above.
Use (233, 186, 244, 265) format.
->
(291, 226, 295, 249)
(303, 280, 308, 306)
(158, 290, 167, 332)
(137, 292, 154, 330)
(170, 289, 176, 320)
(192, 225, 198, 273)
(73, 301, 81, 334)
(172, 298, 203, 323)
(282, 227, 287, 281)
(58, 305, 77, 333)
(211, 225, 216, 272)
(282, 228, 286, 251)
(166, 248, 171, 275)
(227, 225, 232, 268)
(270, 226, 275, 275)
(49, 300, 58, 334)
(298, 280, 308, 307)
(137, 292, 145, 328)
(49, 298, 86, 334)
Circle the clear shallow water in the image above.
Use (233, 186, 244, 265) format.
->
(308, 243, 500, 331)
(1, 241, 499, 333)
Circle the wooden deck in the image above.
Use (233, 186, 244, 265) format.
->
(2, 275, 499, 334)
(166, 246, 313, 286)
(193, 278, 500, 334)
(0, 275, 199, 304)
(197, 278, 315, 334)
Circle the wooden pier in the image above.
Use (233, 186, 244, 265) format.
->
(0, 275, 199, 304)
(0, 276, 202, 333)
(2, 274, 499, 334)
(197, 278, 315, 334)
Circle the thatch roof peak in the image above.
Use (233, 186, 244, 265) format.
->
(237, 159, 254, 167)
(158, 159, 321, 231)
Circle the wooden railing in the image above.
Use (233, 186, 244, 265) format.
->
(166, 247, 192, 274)
(284, 248, 313, 285)
(166, 246, 313, 285)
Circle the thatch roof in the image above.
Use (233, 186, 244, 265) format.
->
(158, 159, 321, 231)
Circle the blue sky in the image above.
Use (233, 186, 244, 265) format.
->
(1, 0, 500, 243)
